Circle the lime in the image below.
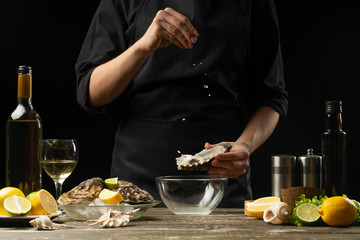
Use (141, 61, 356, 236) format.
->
(0, 187, 25, 216)
(105, 177, 118, 190)
(296, 203, 321, 224)
(26, 191, 38, 200)
(4, 195, 32, 216)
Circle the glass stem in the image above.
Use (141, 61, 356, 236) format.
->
(54, 180, 63, 200)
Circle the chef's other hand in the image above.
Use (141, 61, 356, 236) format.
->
(139, 7, 199, 52)
(206, 142, 250, 179)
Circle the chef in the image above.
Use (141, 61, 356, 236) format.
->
(75, 0, 288, 207)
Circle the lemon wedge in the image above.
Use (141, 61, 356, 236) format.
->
(99, 189, 123, 204)
(246, 196, 281, 219)
(105, 177, 118, 190)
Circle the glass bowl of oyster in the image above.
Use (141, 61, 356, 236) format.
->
(155, 175, 227, 216)
(58, 177, 160, 220)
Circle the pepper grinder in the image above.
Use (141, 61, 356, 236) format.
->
(271, 155, 296, 197)
(297, 149, 322, 188)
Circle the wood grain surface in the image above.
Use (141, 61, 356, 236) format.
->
(0, 208, 359, 240)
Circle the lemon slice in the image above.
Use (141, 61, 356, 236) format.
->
(99, 189, 123, 204)
(27, 189, 58, 215)
(105, 177, 118, 190)
(246, 196, 281, 219)
(4, 195, 32, 216)
(296, 203, 321, 223)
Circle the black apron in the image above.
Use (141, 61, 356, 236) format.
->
(111, 117, 252, 207)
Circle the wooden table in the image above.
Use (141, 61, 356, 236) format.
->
(1, 208, 359, 239)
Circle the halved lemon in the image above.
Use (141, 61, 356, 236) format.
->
(105, 177, 118, 190)
(99, 189, 123, 204)
(246, 196, 281, 219)
(4, 195, 32, 216)
(27, 189, 58, 216)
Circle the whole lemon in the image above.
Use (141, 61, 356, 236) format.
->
(318, 196, 358, 227)
(0, 187, 25, 216)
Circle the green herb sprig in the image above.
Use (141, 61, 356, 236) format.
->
(344, 195, 360, 226)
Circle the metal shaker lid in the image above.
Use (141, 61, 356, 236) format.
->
(298, 149, 322, 160)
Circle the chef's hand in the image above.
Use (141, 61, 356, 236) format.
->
(206, 142, 250, 179)
(139, 7, 199, 52)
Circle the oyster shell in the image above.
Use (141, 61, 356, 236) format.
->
(176, 143, 232, 171)
(58, 177, 105, 205)
(263, 202, 290, 225)
(29, 215, 73, 230)
(87, 209, 140, 228)
(114, 180, 154, 204)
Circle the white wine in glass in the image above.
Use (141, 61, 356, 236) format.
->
(41, 139, 78, 200)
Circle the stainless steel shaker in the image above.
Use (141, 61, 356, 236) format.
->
(297, 149, 322, 188)
(271, 155, 296, 197)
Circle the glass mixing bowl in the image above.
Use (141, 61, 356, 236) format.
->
(155, 175, 227, 216)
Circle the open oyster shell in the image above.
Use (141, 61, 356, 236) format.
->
(114, 180, 154, 204)
(176, 143, 232, 171)
(58, 177, 105, 205)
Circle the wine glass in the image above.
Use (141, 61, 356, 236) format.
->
(41, 139, 79, 200)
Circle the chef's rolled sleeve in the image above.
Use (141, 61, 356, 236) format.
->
(75, 0, 132, 114)
(244, 0, 288, 119)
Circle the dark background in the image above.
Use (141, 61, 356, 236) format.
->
(1, 1, 359, 201)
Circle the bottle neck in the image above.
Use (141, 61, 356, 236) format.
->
(17, 74, 32, 99)
(17, 98, 33, 108)
(325, 113, 342, 131)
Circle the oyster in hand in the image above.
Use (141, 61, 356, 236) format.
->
(176, 143, 232, 171)
(58, 177, 105, 205)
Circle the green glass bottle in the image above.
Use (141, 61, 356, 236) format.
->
(6, 66, 43, 196)
(321, 101, 346, 196)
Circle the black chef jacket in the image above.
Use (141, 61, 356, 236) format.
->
(75, 0, 288, 207)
